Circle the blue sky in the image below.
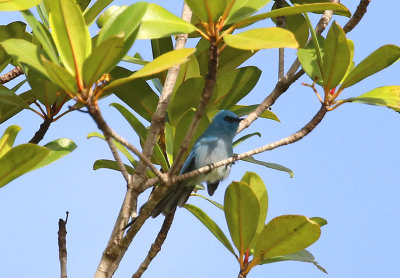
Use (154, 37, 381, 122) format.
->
(0, 1, 399, 278)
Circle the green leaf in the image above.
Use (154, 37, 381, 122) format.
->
(105, 48, 196, 90)
(0, 22, 32, 67)
(224, 28, 299, 50)
(240, 172, 268, 247)
(321, 21, 350, 90)
(137, 3, 196, 39)
(253, 215, 321, 260)
(110, 67, 159, 122)
(96, 5, 125, 29)
(236, 3, 351, 28)
(289, 0, 350, 16)
(49, 0, 91, 84)
(310, 217, 328, 227)
(110, 103, 169, 171)
(21, 10, 58, 63)
(0, 144, 49, 188)
(82, 34, 124, 86)
(93, 159, 135, 175)
(231, 105, 280, 121)
(0, 85, 30, 110)
(84, 0, 114, 25)
(151, 36, 173, 59)
(185, 0, 228, 22)
(76, 0, 91, 11)
(344, 86, 400, 112)
(165, 121, 174, 166)
(226, 0, 272, 25)
(0, 0, 41, 11)
(215, 66, 261, 109)
(0, 125, 21, 158)
(233, 132, 261, 148)
(260, 249, 327, 273)
(31, 139, 77, 171)
(184, 203, 236, 256)
(172, 54, 201, 93)
(41, 57, 78, 94)
(192, 193, 224, 211)
(0, 90, 35, 124)
(97, 2, 147, 50)
(224, 181, 260, 253)
(26, 69, 61, 105)
(122, 55, 148, 66)
(341, 45, 400, 89)
(1, 39, 46, 76)
(242, 156, 294, 178)
(285, 13, 309, 48)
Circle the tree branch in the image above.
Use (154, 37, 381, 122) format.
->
(275, 0, 286, 80)
(58, 211, 69, 278)
(343, 0, 371, 33)
(0, 66, 23, 84)
(94, 4, 192, 278)
(132, 210, 176, 278)
(29, 116, 52, 144)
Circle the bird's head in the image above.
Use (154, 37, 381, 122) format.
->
(208, 110, 242, 137)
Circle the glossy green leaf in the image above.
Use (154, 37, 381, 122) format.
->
(344, 86, 400, 112)
(233, 132, 261, 148)
(0, 144, 49, 188)
(137, 3, 196, 39)
(122, 55, 148, 66)
(21, 10, 58, 63)
(240, 172, 268, 247)
(1, 39, 46, 76)
(226, 0, 272, 24)
(231, 105, 280, 122)
(173, 54, 201, 93)
(289, 0, 350, 17)
(31, 139, 77, 171)
(225, 181, 260, 253)
(27, 69, 60, 105)
(224, 28, 298, 50)
(168, 77, 205, 126)
(184, 204, 236, 256)
(93, 159, 135, 175)
(261, 249, 327, 273)
(41, 58, 78, 94)
(105, 48, 196, 90)
(0, 125, 21, 158)
(49, 0, 91, 82)
(253, 215, 321, 260)
(322, 21, 350, 90)
(96, 5, 125, 28)
(76, 0, 91, 11)
(84, 0, 114, 25)
(242, 156, 294, 178)
(0, 0, 41, 11)
(151, 36, 173, 59)
(215, 66, 261, 109)
(0, 21, 32, 66)
(83, 35, 124, 86)
(110, 67, 159, 122)
(236, 3, 350, 28)
(37, 1, 49, 28)
(297, 34, 325, 85)
(0, 90, 35, 124)
(341, 45, 400, 89)
(310, 217, 328, 227)
(192, 193, 224, 211)
(165, 121, 174, 165)
(0, 85, 30, 110)
(97, 2, 146, 48)
(185, 0, 228, 22)
(285, 13, 309, 48)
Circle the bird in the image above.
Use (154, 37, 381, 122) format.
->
(152, 110, 242, 217)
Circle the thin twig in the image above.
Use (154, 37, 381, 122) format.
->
(132, 210, 176, 278)
(275, 0, 286, 80)
(343, 0, 371, 33)
(58, 211, 69, 278)
(94, 4, 192, 278)
(0, 66, 23, 84)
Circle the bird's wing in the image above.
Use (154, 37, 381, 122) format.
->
(180, 145, 197, 174)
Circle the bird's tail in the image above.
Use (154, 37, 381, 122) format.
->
(151, 183, 194, 217)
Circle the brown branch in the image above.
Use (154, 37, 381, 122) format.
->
(275, 0, 286, 80)
(29, 116, 52, 144)
(0, 66, 23, 84)
(94, 4, 192, 278)
(169, 36, 219, 176)
(132, 210, 176, 278)
(58, 211, 69, 278)
(343, 0, 371, 33)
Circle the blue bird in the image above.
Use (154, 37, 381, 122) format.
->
(152, 110, 242, 217)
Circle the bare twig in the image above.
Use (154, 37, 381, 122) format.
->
(275, 0, 286, 80)
(58, 211, 69, 278)
(94, 4, 192, 278)
(29, 116, 52, 144)
(132, 210, 176, 278)
(343, 0, 371, 33)
(0, 66, 23, 84)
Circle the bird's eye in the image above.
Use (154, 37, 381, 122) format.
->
(224, 116, 241, 123)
